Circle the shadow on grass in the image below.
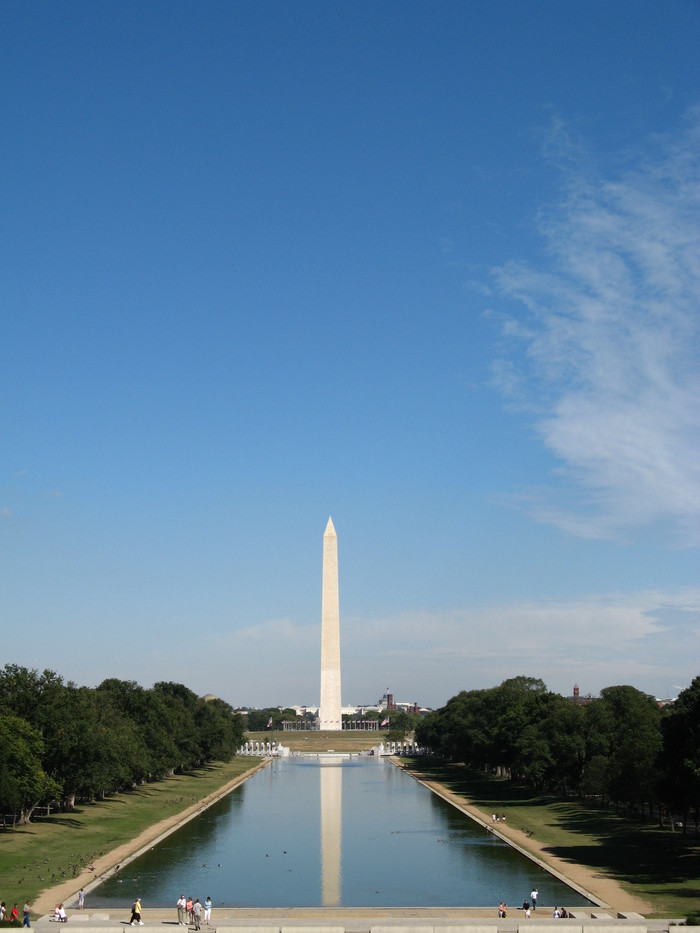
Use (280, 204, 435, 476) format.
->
(33, 815, 85, 828)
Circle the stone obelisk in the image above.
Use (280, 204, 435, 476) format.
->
(319, 516, 342, 730)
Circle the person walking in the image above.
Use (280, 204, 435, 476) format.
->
(203, 898, 212, 926)
(22, 901, 31, 928)
(177, 895, 186, 925)
(531, 888, 538, 911)
(78, 890, 85, 911)
(129, 897, 143, 926)
(192, 899, 202, 931)
(186, 897, 193, 924)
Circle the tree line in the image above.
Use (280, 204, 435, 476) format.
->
(0, 664, 245, 826)
(414, 675, 700, 833)
(244, 706, 420, 737)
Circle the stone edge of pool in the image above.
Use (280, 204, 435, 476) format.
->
(30, 911, 689, 933)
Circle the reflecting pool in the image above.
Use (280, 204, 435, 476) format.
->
(89, 757, 593, 909)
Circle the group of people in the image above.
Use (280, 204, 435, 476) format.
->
(1, 901, 31, 926)
(50, 904, 67, 923)
(498, 888, 569, 919)
(176, 894, 213, 930)
(520, 888, 538, 917)
(491, 812, 507, 823)
(499, 888, 541, 919)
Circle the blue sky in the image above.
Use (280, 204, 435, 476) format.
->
(2, 1, 699, 710)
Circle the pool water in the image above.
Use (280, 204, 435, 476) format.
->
(89, 756, 593, 909)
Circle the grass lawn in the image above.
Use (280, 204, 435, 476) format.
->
(246, 729, 381, 753)
(0, 758, 258, 913)
(403, 758, 700, 920)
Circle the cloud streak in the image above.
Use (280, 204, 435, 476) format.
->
(147, 590, 697, 710)
(492, 109, 700, 544)
(340, 588, 700, 705)
(9, 589, 697, 711)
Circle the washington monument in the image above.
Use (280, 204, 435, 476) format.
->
(319, 516, 342, 730)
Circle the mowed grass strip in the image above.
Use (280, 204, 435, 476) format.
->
(0, 758, 259, 911)
(403, 758, 700, 920)
(247, 729, 380, 753)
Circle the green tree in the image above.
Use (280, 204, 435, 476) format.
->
(384, 710, 417, 739)
(489, 677, 547, 776)
(582, 754, 609, 799)
(0, 663, 65, 726)
(42, 684, 101, 804)
(511, 693, 588, 795)
(415, 688, 496, 765)
(542, 697, 587, 796)
(153, 681, 203, 767)
(98, 679, 168, 780)
(660, 678, 700, 833)
(246, 707, 285, 731)
(414, 707, 440, 752)
(598, 685, 661, 812)
(0, 714, 61, 824)
(195, 697, 245, 761)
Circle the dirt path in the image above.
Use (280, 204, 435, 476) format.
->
(32, 760, 269, 916)
(398, 763, 652, 915)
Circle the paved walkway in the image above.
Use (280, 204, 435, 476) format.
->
(31, 908, 684, 933)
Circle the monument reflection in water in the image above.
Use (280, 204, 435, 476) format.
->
(89, 757, 593, 909)
(320, 758, 342, 906)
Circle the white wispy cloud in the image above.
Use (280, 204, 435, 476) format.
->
(492, 109, 700, 544)
(140, 591, 698, 709)
(29, 591, 697, 710)
(340, 588, 700, 705)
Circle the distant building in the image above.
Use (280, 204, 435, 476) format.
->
(371, 691, 431, 715)
(240, 696, 433, 721)
(571, 683, 593, 704)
